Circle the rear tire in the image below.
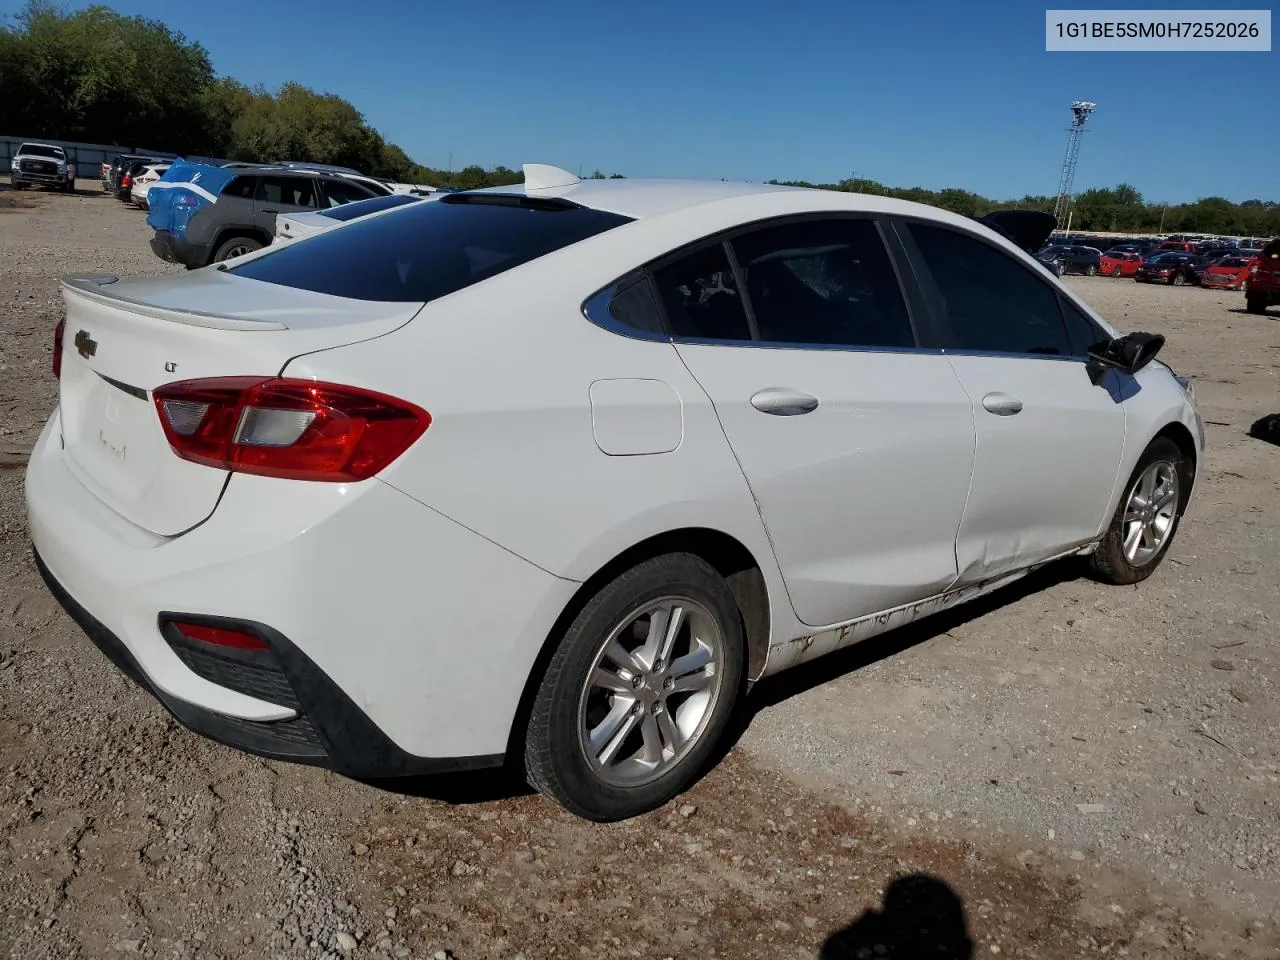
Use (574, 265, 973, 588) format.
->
(1246, 294, 1267, 315)
(212, 236, 262, 263)
(1089, 437, 1189, 585)
(1110, 266, 1122, 277)
(524, 553, 745, 822)
(1172, 272, 1185, 286)
(1086, 264, 1098, 277)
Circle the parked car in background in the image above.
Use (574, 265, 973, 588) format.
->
(1199, 255, 1252, 291)
(28, 167, 1204, 821)
(1245, 239, 1280, 314)
(1037, 244, 1102, 276)
(105, 153, 165, 195)
(9, 142, 76, 191)
(1099, 251, 1143, 277)
(273, 192, 424, 244)
(1136, 252, 1207, 286)
(129, 164, 171, 209)
(1105, 242, 1154, 256)
(146, 162, 384, 268)
(114, 157, 168, 202)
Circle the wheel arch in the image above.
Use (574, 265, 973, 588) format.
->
(1152, 420, 1199, 506)
(504, 526, 772, 764)
(210, 225, 270, 259)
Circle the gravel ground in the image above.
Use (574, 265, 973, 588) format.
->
(1, 182, 1278, 960)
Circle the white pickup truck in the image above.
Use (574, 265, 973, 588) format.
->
(9, 142, 77, 192)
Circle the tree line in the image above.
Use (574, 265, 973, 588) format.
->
(2, 2, 1274, 235)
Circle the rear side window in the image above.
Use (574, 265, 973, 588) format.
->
(653, 243, 752, 342)
(226, 195, 633, 302)
(223, 176, 257, 200)
(910, 223, 1073, 357)
(730, 218, 914, 348)
(320, 193, 420, 222)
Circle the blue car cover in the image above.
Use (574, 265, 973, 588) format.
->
(146, 161, 240, 238)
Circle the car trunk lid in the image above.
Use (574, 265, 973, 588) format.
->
(56, 272, 423, 536)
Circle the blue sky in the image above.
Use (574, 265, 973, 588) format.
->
(5, 0, 1277, 202)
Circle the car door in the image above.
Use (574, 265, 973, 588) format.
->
(253, 175, 319, 235)
(659, 216, 977, 627)
(896, 218, 1127, 584)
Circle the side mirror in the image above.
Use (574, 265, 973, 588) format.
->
(1086, 332, 1165, 385)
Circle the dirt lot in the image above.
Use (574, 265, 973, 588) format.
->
(1, 182, 1278, 960)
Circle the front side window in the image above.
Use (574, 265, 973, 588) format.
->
(909, 223, 1073, 356)
(1059, 297, 1106, 356)
(652, 243, 751, 342)
(322, 179, 378, 207)
(730, 218, 915, 348)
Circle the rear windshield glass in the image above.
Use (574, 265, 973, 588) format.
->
(226, 195, 634, 302)
(320, 193, 420, 222)
(19, 144, 63, 158)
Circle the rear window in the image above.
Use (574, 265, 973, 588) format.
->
(320, 193, 421, 222)
(226, 195, 634, 303)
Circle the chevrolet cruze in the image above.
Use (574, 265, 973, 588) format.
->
(27, 165, 1204, 821)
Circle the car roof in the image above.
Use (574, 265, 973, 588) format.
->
(461, 173, 1003, 230)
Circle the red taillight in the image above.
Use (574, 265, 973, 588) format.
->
(152, 377, 430, 482)
(53, 318, 66, 379)
(171, 620, 269, 651)
(121, 174, 132, 188)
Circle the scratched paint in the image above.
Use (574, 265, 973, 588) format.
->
(760, 542, 1099, 676)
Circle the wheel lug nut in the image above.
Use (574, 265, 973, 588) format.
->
(663, 677, 674, 689)
(631, 702, 642, 715)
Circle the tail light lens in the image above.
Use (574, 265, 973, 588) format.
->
(121, 174, 131, 188)
(53, 318, 65, 379)
(153, 377, 430, 482)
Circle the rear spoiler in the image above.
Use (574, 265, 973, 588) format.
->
(977, 210, 1058, 254)
(60, 275, 287, 332)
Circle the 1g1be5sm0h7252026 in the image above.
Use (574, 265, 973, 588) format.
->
(26, 164, 1204, 821)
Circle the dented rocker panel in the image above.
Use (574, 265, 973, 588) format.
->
(760, 541, 1099, 676)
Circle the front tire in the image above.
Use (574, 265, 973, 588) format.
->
(1172, 272, 1185, 286)
(524, 553, 745, 822)
(1089, 437, 1189, 585)
(1086, 264, 1098, 277)
(1246, 294, 1267, 315)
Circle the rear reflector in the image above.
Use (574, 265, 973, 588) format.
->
(53, 318, 65, 379)
(153, 377, 430, 482)
(171, 620, 269, 651)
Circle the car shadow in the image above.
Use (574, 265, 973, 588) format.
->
(821, 873, 974, 959)
(360, 562, 1082, 808)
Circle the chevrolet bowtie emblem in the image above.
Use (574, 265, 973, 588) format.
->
(74, 329, 97, 359)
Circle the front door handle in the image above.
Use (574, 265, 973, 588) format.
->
(981, 392, 1024, 416)
(750, 388, 820, 416)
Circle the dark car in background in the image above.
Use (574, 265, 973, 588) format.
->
(1135, 252, 1207, 286)
(1245, 239, 1280, 314)
(105, 153, 167, 196)
(147, 164, 384, 268)
(1036, 244, 1102, 276)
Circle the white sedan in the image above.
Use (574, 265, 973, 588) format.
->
(27, 164, 1203, 821)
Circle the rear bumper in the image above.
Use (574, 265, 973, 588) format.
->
(150, 231, 211, 269)
(34, 550, 497, 775)
(26, 410, 579, 772)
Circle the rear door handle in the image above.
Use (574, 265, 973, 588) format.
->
(981, 392, 1024, 416)
(750, 388, 819, 416)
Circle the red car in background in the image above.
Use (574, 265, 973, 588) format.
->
(1099, 251, 1143, 276)
(1200, 256, 1253, 291)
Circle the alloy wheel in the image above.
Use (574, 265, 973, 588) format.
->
(577, 596, 726, 788)
(1121, 460, 1179, 567)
